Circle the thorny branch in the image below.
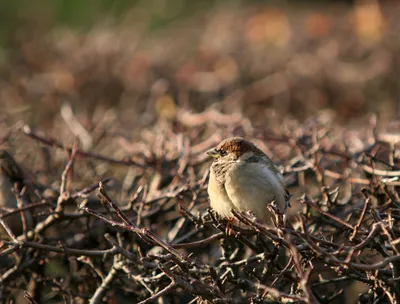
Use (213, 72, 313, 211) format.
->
(1, 119, 400, 304)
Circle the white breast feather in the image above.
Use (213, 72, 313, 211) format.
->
(224, 162, 286, 221)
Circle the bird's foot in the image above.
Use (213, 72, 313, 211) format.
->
(225, 217, 235, 236)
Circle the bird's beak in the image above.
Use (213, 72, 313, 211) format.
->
(206, 148, 219, 158)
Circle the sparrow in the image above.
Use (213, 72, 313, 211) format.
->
(206, 137, 289, 225)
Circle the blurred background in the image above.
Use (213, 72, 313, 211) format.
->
(1, 0, 400, 132)
(2, 1, 400, 303)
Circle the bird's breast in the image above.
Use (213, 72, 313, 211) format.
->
(207, 169, 236, 218)
(224, 162, 286, 220)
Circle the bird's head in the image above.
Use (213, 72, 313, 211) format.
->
(206, 137, 266, 162)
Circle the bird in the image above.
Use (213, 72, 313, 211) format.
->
(206, 137, 289, 226)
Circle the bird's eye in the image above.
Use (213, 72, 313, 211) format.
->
(219, 149, 227, 156)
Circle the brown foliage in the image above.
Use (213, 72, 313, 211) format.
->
(1, 112, 400, 303)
